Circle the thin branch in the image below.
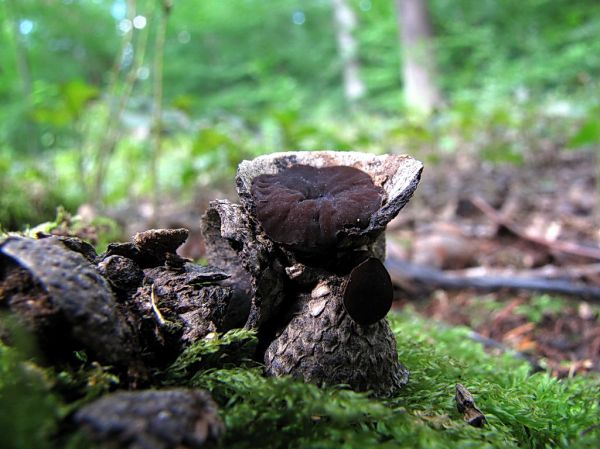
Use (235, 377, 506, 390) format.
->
(90, 0, 153, 207)
(386, 257, 600, 302)
(150, 285, 167, 326)
(471, 195, 600, 261)
(447, 263, 600, 280)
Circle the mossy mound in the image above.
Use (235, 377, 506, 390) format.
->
(1, 309, 599, 449)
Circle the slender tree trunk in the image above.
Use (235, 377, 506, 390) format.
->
(5, 0, 36, 152)
(91, 0, 138, 207)
(395, 0, 442, 113)
(331, 0, 365, 105)
(149, 0, 172, 225)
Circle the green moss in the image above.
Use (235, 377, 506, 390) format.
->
(1, 310, 598, 448)
(164, 328, 258, 384)
(0, 333, 60, 449)
(187, 310, 600, 449)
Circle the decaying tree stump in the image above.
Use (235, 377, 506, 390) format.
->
(202, 151, 423, 395)
(0, 229, 237, 447)
(0, 229, 241, 376)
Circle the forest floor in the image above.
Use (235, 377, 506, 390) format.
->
(388, 147, 600, 378)
(113, 147, 600, 380)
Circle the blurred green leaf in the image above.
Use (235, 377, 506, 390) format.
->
(568, 119, 600, 148)
(61, 80, 99, 119)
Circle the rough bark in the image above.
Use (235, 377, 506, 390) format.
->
(203, 151, 423, 395)
(75, 388, 223, 449)
(0, 236, 143, 376)
(0, 229, 242, 377)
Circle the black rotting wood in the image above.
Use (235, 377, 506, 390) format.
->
(75, 388, 224, 449)
(0, 228, 235, 446)
(0, 228, 241, 376)
(0, 236, 143, 374)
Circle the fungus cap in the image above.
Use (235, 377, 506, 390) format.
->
(343, 257, 393, 326)
(251, 165, 383, 252)
(236, 151, 423, 251)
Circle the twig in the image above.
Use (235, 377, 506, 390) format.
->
(149, 0, 172, 225)
(150, 285, 167, 326)
(471, 195, 600, 261)
(386, 257, 600, 303)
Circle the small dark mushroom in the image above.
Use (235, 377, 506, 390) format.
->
(251, 165, 383, 253)
(343, 258, 393, 326)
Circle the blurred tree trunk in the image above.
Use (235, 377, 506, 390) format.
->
(5, 0, 35, 152)
(331, 0, 365, 105)
(395, 0, 442, 113)
(149, 0, 173, 224)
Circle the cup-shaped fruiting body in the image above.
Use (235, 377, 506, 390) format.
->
(237, 151, 423, 254)
(251, 165, 384, 254)
(203, 151, 422, 395)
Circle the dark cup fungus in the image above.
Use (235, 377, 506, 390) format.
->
(251, 165, 383, 253)
(343, 257, 393, 326)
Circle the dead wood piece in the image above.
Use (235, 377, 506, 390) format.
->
(98, 255, 145, 292)
(202, 200, 284, 330)
(0, 237, 143, 371)
(200, 152, 423, 395)
(133, 228, 189, 256)
(131, 263, 235, 352)
(264, 274, 408, 396)
(455, 383, 487, 427)
(471, 195, 600, 261)
(448, 263, 600, 281)
(54, 235, 99, 263)
(75, 388, 224, 449)
(103, 228, 190, 268)
(386, 257, 600, 302)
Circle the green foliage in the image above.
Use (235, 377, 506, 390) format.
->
(568, 107, 600, 149)
(0, 327, 60, 449)
(0, 152, 80, 231)
(514, 294, 567, 324)
(2, 0, 600, 226)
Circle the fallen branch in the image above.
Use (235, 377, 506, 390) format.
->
(448, 263, 600, 280)
(386, 257, 600, 303)
(471, 195, 600, 261)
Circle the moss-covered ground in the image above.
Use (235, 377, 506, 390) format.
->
(1, 308, 599, 449)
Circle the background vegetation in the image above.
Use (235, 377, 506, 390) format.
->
(1, 0, 599, 228)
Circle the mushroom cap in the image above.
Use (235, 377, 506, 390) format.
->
(237, 151, 423, 251)
(342, 257, 393, 326)
(251, 165, 383, 252)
